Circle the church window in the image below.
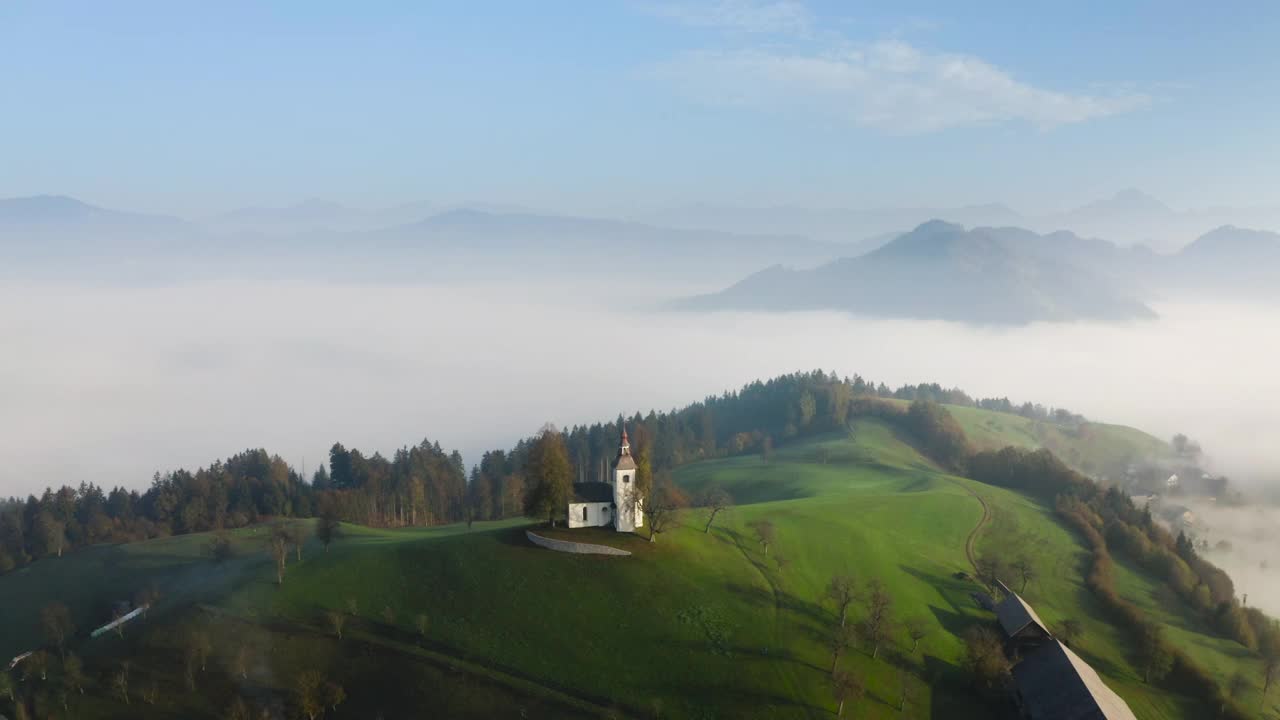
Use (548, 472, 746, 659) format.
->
(623, 474, 630, 483)
(582, 506, 588, 522)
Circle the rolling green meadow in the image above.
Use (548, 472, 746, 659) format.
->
(1, 407, 1272, 718)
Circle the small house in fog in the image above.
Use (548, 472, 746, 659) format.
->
(566, 428, 644, 532)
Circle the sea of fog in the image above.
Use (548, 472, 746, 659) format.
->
(2, 279, 1277, 503)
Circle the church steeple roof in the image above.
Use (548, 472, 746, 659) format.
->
(612, 426, 637, 472)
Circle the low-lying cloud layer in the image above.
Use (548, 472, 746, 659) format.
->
(2, 279, 1275, 499)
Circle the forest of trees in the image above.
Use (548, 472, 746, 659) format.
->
(969, 445, 1275, 719)
(0, 440, 467, 574)
(0, 370, 1091, 573)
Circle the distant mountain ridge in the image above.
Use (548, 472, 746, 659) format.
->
(0, 195, 184, 230)
(3, 194, 1278, 315)
(678, 220, 1158, 324)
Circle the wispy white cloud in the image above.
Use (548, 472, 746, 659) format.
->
(642, 0, 812, 34)
(655, 41, 1149, 133)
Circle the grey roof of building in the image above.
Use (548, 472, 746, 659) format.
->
(1013, 640, 1137, 720)
(571, 482, 614, 503)
(612, 453, 637, 471)
(997, 589, 1051, 638)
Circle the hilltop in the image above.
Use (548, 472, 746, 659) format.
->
(3, 388, 1266, 719)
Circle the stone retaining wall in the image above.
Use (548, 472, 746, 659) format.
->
(526, 531, 632, 556)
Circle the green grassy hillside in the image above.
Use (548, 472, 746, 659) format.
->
(0, 417, 1257, 719)
(941, 404, 1172, 478)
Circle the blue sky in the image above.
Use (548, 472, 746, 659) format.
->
(3, 0, 1278, 215)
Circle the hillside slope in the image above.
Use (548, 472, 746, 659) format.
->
(0, 418, 1249, 719)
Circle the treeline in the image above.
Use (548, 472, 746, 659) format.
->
(0, 369, 1093, 566)
(969, 446, 1273, 717)
(314, 440, 468, 527)
(0, 439, 468, 574)
(471, 371, 977, 523)
(0, 449, 310, 572)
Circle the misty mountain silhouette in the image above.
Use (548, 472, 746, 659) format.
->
(677, 220, 1158, 325)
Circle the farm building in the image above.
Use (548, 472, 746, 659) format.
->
(566, 428, 644, 532)
(995, 583, 1052, 656)
(1012, 639, 1138, 720)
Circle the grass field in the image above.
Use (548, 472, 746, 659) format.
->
(942, 403, 1171, 478)
(0, 409, 1261, 719)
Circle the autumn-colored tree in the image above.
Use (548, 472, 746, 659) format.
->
(62, 654, 85, 695)
(962, 627, 1010, 692)
(296, 670, 325, 720)
(1138, 622, 1174, 683)
(523, 425, 572, 526)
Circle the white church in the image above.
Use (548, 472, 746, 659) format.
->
(567, 428, 644, 532)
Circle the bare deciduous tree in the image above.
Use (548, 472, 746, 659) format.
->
(1053, 618, 1084, 648)
(416, 613, 429, 643)
(860, 579, 894, 660)
(897, 667, 915, 712)
(1226, 673, 1251, 715)
(827, 622, 858, 673)
(323, 681, 346, 713)
(113, 661, 131, 705)
(644, 483, 684, 543)
(1010, 556, 1037, 593)
(825, 575, 858, 628)
(749, 519, 776, 557)
(40, 602, 75, 660)
(63, 654, 85, 695)
(327, 610, 346, 640)
(141, 674, 159, 705)
(904, 616, 929, 653)
(962, 627, 1010, 692)
(270, 526, 290, 586)
(316, 511, 342, 553)
(232, 644, 251, 681)
(697, 486, 733, 534)
(1263, 652, 1280, 697)
(830, 669, 864, 717)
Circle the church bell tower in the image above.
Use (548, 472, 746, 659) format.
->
(611, 427, 643, 531)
